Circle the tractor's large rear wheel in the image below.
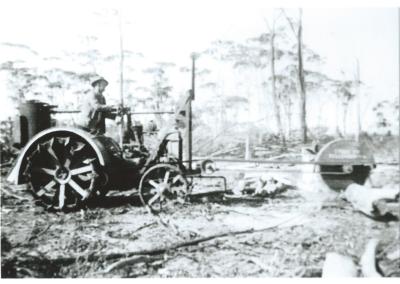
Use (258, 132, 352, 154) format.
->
(22, 133, 103, 211)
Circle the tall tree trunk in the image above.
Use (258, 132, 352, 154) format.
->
(355, 59, 362, 141)
(270, 32, 286, 146)
(297, 9, 307, 143)
(343, 102, 349, 136)
(245, 133, 251, 160)
(335, 94, 342, 137)
(283, 97, 292, 139)
(343, 101, 349, 136)
(154, 96, 163, 129)
(287, 103, 292, 139)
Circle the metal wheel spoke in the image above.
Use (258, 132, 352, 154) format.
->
(45, 179, 57, 190)
(56, 137, 70, 146)
(148, 193, 161, 206)
(68, 179, 89, 198)
(71, 165, 93, 175)
(172, 175, 181, 184)
(64, 137, 71, 146)
(36, 189, 46, 197)
(58, 184, 65, 209)
(47, 147, 61, 166)
(72, 142, 86, 152)
(164, 171, 170, 183)
(149, 180, 160, 189)
(82, 158, 96, 165)
(77, 174, 92, 181)
(64, 158, 71, 168)
(33, 167, 56, 176)
(36, 180, 56, 196)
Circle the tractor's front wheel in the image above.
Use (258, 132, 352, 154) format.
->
(138, 164, 189, 214)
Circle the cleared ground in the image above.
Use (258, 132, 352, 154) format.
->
(1, 164, 399, 278)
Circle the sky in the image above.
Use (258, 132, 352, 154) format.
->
(0, 0, 398, 132)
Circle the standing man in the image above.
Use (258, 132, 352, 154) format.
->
(80, 75, 116, 135)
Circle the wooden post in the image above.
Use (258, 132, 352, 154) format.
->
(118, 10, 125, 148)
(185, 53, 197, 171)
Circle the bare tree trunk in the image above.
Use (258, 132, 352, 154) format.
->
(335, 94, 342, 137)
(355, 59, 362, 141)
(282, 97, 292, 139)
(343, 102, 348, 136)
(270, 31, 286, 146)
(297, 9, 307, 144)
(286, 98, 292, 139)
(154, 97, 163, 128)
(287, 106, 292, 139)
(245, 133, 251, 160)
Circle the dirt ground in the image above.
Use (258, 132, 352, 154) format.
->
(1, 164, 399, 278)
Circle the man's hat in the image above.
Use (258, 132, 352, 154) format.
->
(91, 76, 109, 87)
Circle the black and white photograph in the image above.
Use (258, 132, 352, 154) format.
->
(0, 0, 399, 278)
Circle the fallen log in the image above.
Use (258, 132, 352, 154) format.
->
(223, 194, 267, 202)
(343, 183, 399, 220)
(322, 252, 358, 277)
(103, 255, 164, 273)
(360, 239, 382, 277)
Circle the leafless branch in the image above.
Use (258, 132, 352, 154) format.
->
(280, 9, 297, 37)
(104, 255, 164, 273)
(1, 186, 30, 201)
(263, 17, 272, 32)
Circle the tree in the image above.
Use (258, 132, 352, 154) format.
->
(0, 61, 39, 104)
(372, 99, 398, 135)
(331, 78, 355, 136)
(283, 9, 308, 143)
(142, 62, 175, 127)
(264, 11, 286, 146)
(354, 59, 362, 140)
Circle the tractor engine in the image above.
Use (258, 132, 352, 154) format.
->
(13, 100, 54, 148)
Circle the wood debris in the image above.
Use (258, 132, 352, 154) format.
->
(343, 183, 399, 220)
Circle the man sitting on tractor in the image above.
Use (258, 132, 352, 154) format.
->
(79, 75, 116, 135)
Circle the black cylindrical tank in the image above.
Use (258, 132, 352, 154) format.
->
(16, 100, 52, 147)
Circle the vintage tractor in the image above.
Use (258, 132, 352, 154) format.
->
(6, 96, 378, 212)
(7, 94, 206, 213)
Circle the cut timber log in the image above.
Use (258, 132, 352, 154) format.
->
(360, 239, 382, 277)
(322, 252, 358, 277)
(231, 173, 294, 197)
(343, 183, 399, 220)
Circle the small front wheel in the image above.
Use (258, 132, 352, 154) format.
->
(138, 164, 189, 214)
